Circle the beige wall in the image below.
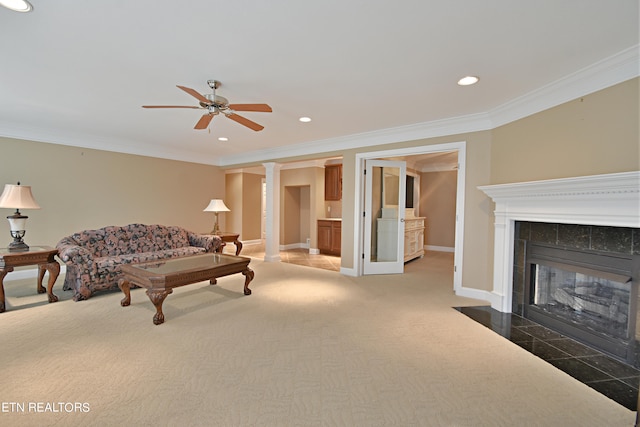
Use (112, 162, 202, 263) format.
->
(241, 173, 264, 241)
(280, 167, 324, 248)
(225, 172, 242, 234)
(224, 171, 264, 241)
(492, 78, 639, 183)
(419, 170, 457, 248)
(0, 137, 225, 247)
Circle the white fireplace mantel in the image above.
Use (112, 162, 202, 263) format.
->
(478, 171, 640, 313)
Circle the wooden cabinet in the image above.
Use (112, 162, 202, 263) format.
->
(404, 217, 425, 262)
(324, 164, 342, 201)
(318, 220, 341, 255)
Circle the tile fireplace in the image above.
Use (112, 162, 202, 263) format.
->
(479, 172, 640, 363)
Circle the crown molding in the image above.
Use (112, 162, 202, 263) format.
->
(217, 112, 492, 166)
(0, 122, 220, 165)
(218, 45, 640, 167)
(488, 45, 640, 128)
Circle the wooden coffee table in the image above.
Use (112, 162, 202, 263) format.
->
(0, 246, 60, 313)
(118, 253, 254, 325)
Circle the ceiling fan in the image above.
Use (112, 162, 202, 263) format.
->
(142, 80, 272, 131)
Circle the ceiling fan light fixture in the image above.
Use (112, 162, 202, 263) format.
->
(457, 76, 479, 86)
(299, 117, 312, 123)
(0, 0, 33, 12)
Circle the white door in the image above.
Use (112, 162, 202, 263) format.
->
(363, 160, 406, 274)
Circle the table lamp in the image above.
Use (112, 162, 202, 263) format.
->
(0, 182, 41, 251)
(203, 199, 230, 235)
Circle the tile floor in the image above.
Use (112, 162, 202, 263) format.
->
(457, 305, 640, 411)
(222, 241, 341, 272)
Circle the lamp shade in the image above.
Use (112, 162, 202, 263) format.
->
(203, 199, 230, 212)
(0, 183, 40, 210)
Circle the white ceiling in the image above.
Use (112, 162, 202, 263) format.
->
(1, 1, 638, 167)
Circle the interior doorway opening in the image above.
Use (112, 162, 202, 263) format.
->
(354, 141, 466, 293)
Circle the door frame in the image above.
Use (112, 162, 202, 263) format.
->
(353, 141, 466, 292)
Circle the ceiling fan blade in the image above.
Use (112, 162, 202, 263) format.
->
(142, 105, 201, 109)
(228, 103, 272, 113)
(176, 85, 211, 105)
(194, 113, 215, 130)
(226, 113, 264, 131)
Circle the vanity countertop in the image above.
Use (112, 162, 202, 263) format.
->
(318, 218, 342, 221)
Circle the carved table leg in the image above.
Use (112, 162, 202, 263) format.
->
(242, 267, 254, 295)
(39, 262, 60, 303)
(210, 278, 217, 285)
(36, 264, 46, 294)
(0, 268, 11, 313)
(146, 289, 172, 325)
(119, 279, 132, 307)
(234, 239, 243, 256)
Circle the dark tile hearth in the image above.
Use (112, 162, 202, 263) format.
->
(456, 305, 640, 411)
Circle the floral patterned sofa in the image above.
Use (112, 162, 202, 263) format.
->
(56, 224, 222, 301)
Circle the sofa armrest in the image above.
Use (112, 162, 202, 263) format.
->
(188, 233, 222, 253)
(56, 236, 95, 265)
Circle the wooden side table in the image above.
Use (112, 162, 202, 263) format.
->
(0, 246, 60, 313)
(215, 232, 243, 256)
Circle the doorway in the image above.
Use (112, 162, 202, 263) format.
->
(355, 141, 466, 292)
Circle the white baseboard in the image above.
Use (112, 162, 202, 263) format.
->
(279, 242, 309, 251)
(455, 286, 500, 308)
(340, 266, 357, 276)
(309, 248, 320, 255)
(425, 245, 455, 253)
(241, 239, 263, 246)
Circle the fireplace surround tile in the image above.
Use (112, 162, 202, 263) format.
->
(592, 226, 634, 253)
(557, 223, 591, 250)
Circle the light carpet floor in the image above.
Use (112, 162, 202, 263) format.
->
(0, 252, 635, 426)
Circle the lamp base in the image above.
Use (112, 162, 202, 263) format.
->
(7, 229, 28, 251)
(8, 240, 29, 252)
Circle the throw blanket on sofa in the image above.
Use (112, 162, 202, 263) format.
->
(56, 224, 222, 301)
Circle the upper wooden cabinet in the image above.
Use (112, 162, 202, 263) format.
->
(324, 164, 342, 201)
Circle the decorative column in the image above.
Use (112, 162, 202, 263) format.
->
(262, 162, 281, 262)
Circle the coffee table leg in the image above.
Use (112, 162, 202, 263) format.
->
(146, 289, 172, 325)
(242, 268, 254, 295)
(39, 262, 60, 303)
(0, 268, 9, 313)
(119, 279, 131, 307)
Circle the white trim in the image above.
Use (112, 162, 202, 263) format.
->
(479, 171, 640, 313)
(240, 239, 263, 246)
(279, 242, 308, 251)
(2, 46, 636, 168)
(489, 45, 640, 128)
(425, 245, 455, 253)
(354, 141, 466, 295)
(216, 45, 638, 167)
(340, 266, 358, 277)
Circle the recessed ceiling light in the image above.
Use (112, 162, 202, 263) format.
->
(457, 76, 479, 86)
(218, 137, 228, 142)
(0, 0, 33, 12)
(299, 117, 312, 123)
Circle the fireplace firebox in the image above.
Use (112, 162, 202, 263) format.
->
(524, 242, 639, 364)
